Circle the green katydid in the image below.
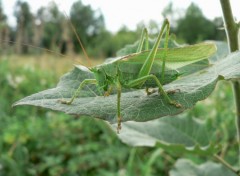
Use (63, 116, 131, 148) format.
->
(59, 19, 217, 133)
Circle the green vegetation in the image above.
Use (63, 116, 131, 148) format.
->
(0, 1, 225, 58)
(0, 58, 129, 175)
(1, 0, 240, 175)
(0, 55, 238, 176)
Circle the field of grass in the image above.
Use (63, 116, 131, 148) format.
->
(5, 54, 103, 75)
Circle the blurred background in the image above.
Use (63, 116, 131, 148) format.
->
(0, 0, 238, 175)
(0, 0, 228, 58)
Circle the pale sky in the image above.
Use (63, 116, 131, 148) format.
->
(2, 0, 240, 32)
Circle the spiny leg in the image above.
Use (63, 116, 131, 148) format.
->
(59, 79, 97, 105)
(133, 19, 181, 106)
(116, 80, 122, 133)
(137, 29, 154, 96)
(126, 74, 181, 108)
(160, 19, 170, 83)
(136, 26, 164, 95)
(136, 28, 149, 52)
(137, 19, 170, 81)
(136, 19, 171, 85)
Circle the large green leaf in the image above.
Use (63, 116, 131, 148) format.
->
(169, 159, 237, 176)
(110, 42, 229, 152)
(114, 115, 219, 155)
(13, 42, 239, 125)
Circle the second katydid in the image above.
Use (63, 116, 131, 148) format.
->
(60, 19, 217, 133)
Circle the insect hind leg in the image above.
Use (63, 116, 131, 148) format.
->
(127, 74, 182, 108)
(145, 87, 158, 95)
(136, 28, 149, 52)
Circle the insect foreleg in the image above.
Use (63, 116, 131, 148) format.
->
(59, 79, 97, 105)
(116, 79, 122, 133)
(126, 75, 181, 108)
(136, 28, 149, 52)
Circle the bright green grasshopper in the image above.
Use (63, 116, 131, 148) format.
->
(60, 19, 216, 133)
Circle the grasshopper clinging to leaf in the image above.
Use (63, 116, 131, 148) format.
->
(60, 19, 217, 133)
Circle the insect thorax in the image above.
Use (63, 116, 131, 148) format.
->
(91, 63, 118, 91)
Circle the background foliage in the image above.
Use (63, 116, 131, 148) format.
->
(0, 0, 238, 175)
(0, 0, 225, 58)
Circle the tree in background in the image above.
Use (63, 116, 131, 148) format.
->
(37, 2, 65, 53)
(32, 7, 45, 53)
(61, 18, 74, 55)
(212, 17, 226, 41)
(70, 0, 105, 53)
(161, 2, 225, 43)
(162, 2, 180, 27)
(14, 1, 33, 54)
(0, 0, 9, 53)
(6, 1, 226, 57)
(175, 3, 216, 44)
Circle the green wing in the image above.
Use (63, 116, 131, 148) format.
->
(121, 42, 217, 69)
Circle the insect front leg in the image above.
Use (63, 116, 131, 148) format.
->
(116, 79, 122, 133)
(59, 79, 97, 105)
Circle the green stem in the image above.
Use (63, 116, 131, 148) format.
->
(220, 0, 239, 51)
(220, 0, 240, 168)
(214, 155, 239, 175)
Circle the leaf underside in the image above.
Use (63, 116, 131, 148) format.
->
(13, 42, 240, 125)
(169, 159, 237, 176)
(114, 115, 219, 155)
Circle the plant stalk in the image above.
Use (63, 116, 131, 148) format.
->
(220, 0, 240, 169)
(214, 154, 238, 174)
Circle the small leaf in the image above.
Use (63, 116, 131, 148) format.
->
(169, 159, 237, 176)
(115, 115, 219, 155)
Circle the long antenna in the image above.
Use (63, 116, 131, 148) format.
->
(64, 12, 92, 67)
(0, 39, 86, 66)
(1, 39, 66, 57)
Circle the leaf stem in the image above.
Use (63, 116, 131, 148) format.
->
(213, 154, 239, 175)
(220, 0, 240, 168)
(220, 0, 239, 51)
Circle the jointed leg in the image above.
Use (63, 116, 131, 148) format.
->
(138, 19, 170, 80)
(126, 75, 181, 108)
(137, 28, 149, 52)
(161, 20, 170, 83)
(132, 20, 181, 107)
(116, 80, 122, 133)
(59, 79, 97, 105)
(145, 87, 157, 95)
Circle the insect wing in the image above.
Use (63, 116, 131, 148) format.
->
(121, 42, 217, 70)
